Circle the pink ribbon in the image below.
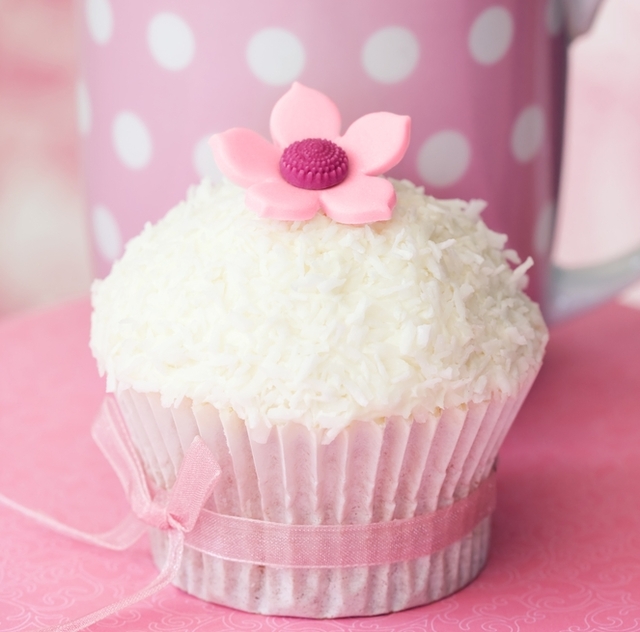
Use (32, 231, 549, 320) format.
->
(0, 396, 497, 631)
(40, 397, 222, 632)
(0, 396, 221, 632)
(91, 396, 221, 536)
(187, 473, 495, 568)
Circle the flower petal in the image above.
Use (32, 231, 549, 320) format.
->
(338, 113, 411, 175)
(209, 128, 280, 187)
(320, 175, 396, 224)
(270, 82, 342, 149)
(246, 179, 320, 221)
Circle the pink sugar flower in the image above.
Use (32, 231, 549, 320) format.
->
(209, 83, 411, 224)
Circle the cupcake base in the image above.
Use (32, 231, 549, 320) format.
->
(149, 515, 491, 617)
(115, 375, 534, 618)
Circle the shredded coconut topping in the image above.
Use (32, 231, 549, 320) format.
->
(91, 178, 548, 440)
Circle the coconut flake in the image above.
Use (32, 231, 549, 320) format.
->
(90, 178, 548, 434)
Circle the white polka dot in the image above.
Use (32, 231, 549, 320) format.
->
(193, 135, 223, 182)
(112, 111, 152, 170)
(534, 201, 555, 257)
(147, 12, 195, 71)
(469, 6, 514, 65)
(511, 105, 545, 162)
(246, 28, 305, 86)
(417, 130, 471, 187)
(76, 81, 91, 136)
(545, 0, 564, 36)
(85, 0, 113, 45)
(92, 205, 122, 262)
(362, 27, 420, 84)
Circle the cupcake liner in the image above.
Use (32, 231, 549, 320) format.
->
(115, 372, 536, 618)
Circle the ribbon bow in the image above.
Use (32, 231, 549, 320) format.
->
(92, 396, 220, 535)
(0, 397, 497, 631)
(43, 396, 221, 632)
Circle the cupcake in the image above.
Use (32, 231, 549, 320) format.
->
(90, 84, 548, 618)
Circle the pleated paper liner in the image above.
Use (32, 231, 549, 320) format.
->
(115, 371, 536, 618)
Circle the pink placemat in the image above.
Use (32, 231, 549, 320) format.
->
(1, 299, 639, 631)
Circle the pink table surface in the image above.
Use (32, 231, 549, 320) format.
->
(1, 299, 639, 632)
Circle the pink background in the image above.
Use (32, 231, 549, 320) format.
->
(0, 0, 91, 316)
(1, 0, 640, 317)
(1, 0, 640, 316)
(1, 3, 640, 627)
(1, 298, 640, 630)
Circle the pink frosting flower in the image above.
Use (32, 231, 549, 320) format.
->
(209, 83, 411, 224)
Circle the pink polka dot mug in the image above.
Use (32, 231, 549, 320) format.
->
(80, 0, 638, 321)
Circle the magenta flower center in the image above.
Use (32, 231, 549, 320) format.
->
(279, 138, 349, 190)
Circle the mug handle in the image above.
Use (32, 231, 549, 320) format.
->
(548, 248, 640, 322)
(545, 0, 640, 322)
(562, 0, 603, 40)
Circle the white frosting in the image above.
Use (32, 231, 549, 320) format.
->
(91, 178, 547, 440)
